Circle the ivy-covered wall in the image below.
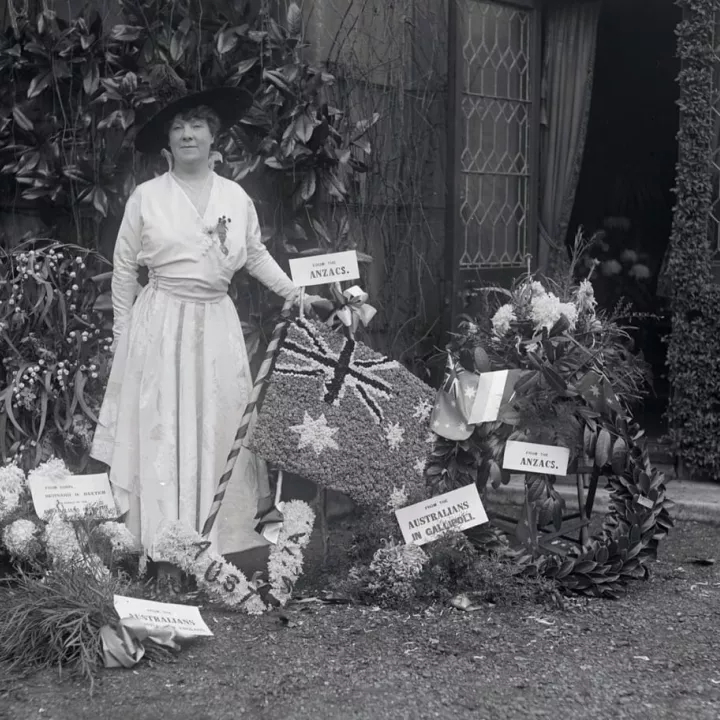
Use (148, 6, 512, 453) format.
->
(666, 0, 720, 478)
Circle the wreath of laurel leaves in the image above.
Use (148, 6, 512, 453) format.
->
(425, 416, 674, 599)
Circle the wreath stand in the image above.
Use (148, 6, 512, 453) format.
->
(486, 465, 601, 556)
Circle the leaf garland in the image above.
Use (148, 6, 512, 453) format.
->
(424, 274, 673, 598)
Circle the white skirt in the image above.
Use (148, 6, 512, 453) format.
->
(90, 284, 269, 557)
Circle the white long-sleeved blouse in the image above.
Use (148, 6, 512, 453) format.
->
(111, 172, 297, 341)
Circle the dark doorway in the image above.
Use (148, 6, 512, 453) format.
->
(568, 0, 681, 439)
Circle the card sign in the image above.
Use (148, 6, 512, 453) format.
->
(28, 472, 117, 518)
(289, 251, 360, 287)
(468, 370, 509, 423)
(394, 484, 488, 546)
(502, 440, 570, 476)
(113, 595, 213, 638)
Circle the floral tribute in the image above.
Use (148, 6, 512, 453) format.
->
(152, 500, 315, 613)
(0, 458, 138, 574)
(425, 248, 673, 599)
(250, 317, 437, 507)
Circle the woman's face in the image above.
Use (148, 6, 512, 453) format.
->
(168, 114, 214, 166)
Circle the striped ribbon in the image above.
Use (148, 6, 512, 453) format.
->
(201, 301, 294, 538)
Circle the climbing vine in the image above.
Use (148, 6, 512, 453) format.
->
(665, 0, 720, 478)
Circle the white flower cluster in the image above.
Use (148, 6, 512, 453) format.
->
(363, 541, 428, 600)
(267, 500, 316, 606)
(44, 514, 83, 565)
(386, 485, 409, 511)
(28, 457, 70, 488)
(94, 521, 138, 556)
(574, 279, 597, 315)
(153, 521, 268, 614)
(0, 463, 26, 523)
(491, 304, 516, 337)
(530, 292, 578, 332)
(491, 277, 598, 338)
(2, 518, 42, 562)
(44, 513, 109, 580)
(153, 500, 316, 613)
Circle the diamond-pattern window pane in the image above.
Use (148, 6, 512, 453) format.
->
(459, 0, 532, 270)
(460, 175, 528, 267)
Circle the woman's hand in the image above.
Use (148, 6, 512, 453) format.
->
(291, 290, 327, 316)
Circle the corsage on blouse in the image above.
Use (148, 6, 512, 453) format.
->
(204, 215, 231, 257)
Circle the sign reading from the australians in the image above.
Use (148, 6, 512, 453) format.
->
(502, 440, 570, 476)
(289, 250, 360, 287)
(394, 484, 488, 546)
(28, 472, 117, 518)
(113, 595, 213, 638)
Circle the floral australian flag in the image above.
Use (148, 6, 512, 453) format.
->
(249, 318, 437, 507)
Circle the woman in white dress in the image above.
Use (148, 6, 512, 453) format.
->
(90, 82, 314, 561)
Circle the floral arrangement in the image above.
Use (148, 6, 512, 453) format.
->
(152, 499, 315, 613)
(347, 540, 428, 606)
(424, 249, 673, 598)
(0, 241, 113, 471)
(250, 317, 436, 507)
(0, 458, 138, 573)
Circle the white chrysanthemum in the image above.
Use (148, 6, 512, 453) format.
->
(28, 457, 70, 487)
(268, 500, 315, 605)
(559, 301, 578, 329)
(0, 463, 26, 524)
(0, 463, 25, 493)
(529, 281, 547, 297)
(2, 518, 42, 562)
(95, 521, 138, 555)
(575, 279, 597, 315)
(387, 485, 409, 511)
(366, 542, 428, 600)
(491, 303, 516, 336)
(45, 514, 83, 565)
(369, 542, 427, 578)
(530, 293, 577, 332)
(153, 520, 267, 614)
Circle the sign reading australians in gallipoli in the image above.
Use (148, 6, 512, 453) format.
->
(288, 250, 360, 287)
(394, 484, 488, 546)
(502, 440, 570, 476)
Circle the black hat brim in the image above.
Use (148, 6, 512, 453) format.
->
(134, 87, 253, 155)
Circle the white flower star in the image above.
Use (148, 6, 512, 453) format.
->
(425, 432, 437, 444)
(289, 412, 339, 455)
(413, 458, 427, 476)
(385, 422, 405, 451)
(412, 399, 433, 421)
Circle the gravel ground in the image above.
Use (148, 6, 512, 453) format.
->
(2, 519, 720, 720)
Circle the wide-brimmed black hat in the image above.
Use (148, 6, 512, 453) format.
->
(134, 66, 253, 154)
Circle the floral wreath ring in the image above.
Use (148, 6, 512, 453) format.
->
(425, 274, 673, 599)
(152, 500, 315, 614)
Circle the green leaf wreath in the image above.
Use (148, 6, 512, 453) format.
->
(426, 236, 673, 598)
